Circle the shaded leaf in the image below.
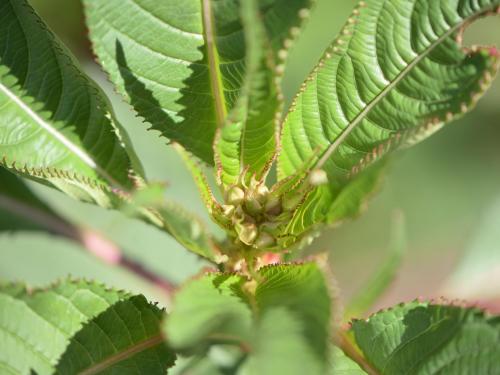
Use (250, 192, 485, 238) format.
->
(0, 279, 174, 375)
(56, 296, 174, 374)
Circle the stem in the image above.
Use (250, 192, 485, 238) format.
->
(79, 228, 176, 296)
(0, 194, 175, 297)
(338, 331, 379, 375)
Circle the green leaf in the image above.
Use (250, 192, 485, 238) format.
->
(0, 0, 143, 208)
(164, 262, 332, 374)
(255, 264, 332, 363)
(55, 296, 174, 374)
(83, 0, 312, 165)
(214, 0, 280, 186)
(239, 307, 324, 375)
(351, 301, 500, 374)
(278, 0, 500, 235)
(329, 347, 367, 375)
(0, 279, 174, 375)
(164, 273, 252, 352)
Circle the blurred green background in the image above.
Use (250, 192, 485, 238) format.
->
(2, 0, 500, 311)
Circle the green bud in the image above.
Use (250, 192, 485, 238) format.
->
(222, 204, 235, 216)
(255, 184, 269, 202)
(265, 196, 282, 216)
(245, 194, 263, 215)
(238, 223, 258, 245)
(226, 186, 245, 205)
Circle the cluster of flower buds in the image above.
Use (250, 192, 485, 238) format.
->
(222, 176, 284, 250)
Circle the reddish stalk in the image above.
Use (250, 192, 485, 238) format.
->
(0, 194, 176, 297)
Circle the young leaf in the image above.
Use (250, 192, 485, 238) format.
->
(0, 0, 143, 208)
(278, 0, 500, 237)
(83, 0, 312, 165)
(351, 301, 500, 374)
(214, 0, 280, 186)
(164, 262, 332, 374)
(0, 279, 174, 375)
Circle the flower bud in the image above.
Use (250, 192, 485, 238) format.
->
(245, 195, 263, 215)
(222, 204, 235, 216)
(255, 184, 269, 202)
(226, 186, 245, 205)
(265, 196, 282, 216)
(238, 223, 258, 245)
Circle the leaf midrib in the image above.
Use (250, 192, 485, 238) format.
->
(77, 334, 164, 375)
(315, 5, 497, 169)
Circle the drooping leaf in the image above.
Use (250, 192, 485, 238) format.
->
(351, 301, 500, 374)
(83, 0, 313, 165)
(0, 0, 143, 208)
(278, 0, 500, 238)
(164, 262, 332, 374)
(0, 279, 174, 375)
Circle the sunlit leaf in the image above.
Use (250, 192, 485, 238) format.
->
(0, 0, 143, 208)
